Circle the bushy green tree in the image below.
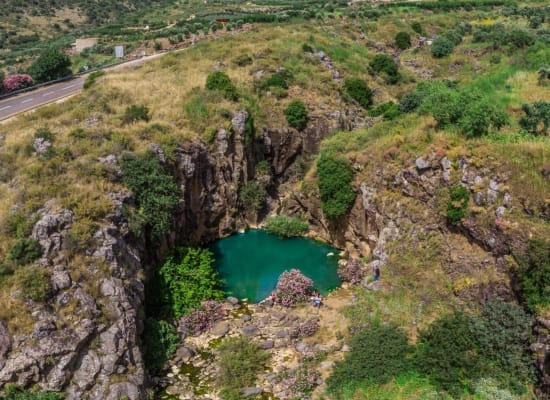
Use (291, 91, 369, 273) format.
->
(121, 152, 179, 242)
(472, 299, 533, 385)
(27, 47, 71, 83)
(284, 100, 308, 130)
(205, 71, 238, 101)
(447, 185, 469, 225)
(239, 181, 267, 211)
(418, 84, 462, 126)
(156, 247, 224, 317)
(443, 29, 463, 46)
(415, 312, 486, 396)
(327, 324, 412, 395)
(395, 31, 411, 50)
(317, 153, 355, 220)
(506, 29, 535, 49)
(344, 78, 373, 109)
(141, 318, 179, 375)
(516, 239, 550, 313)
(265, 215, 308, 237)
(431, 37, 454, 58)
(519, 101, 550, 135)
(459, 100, 508, 137)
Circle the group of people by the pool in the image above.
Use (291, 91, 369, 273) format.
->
(309, 265, 380, 308)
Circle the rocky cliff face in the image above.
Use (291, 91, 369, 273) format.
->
(0, 111, 335, 398)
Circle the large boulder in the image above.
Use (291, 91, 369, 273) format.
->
(0, 321, 11, 369)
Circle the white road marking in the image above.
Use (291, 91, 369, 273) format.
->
(60, 84, 76, 90)
(21, 98, 34, 104)
(0, 105, 12, 111)
(43, 92, 53, 97)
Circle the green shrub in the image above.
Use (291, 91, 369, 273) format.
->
(368, 54, 400, 84)
(459, 99, 508, 137)
(326, 324, 413, 395)
(516, 239, 550, 313)
(122, 104, 150, 125)
(205, 71, 239, 101)
(431, 37, 454, 58)
(152, 247, 224, 318)
(265, 215, 308, 237)
(415, 312, 486, 396)
(344, 78, 373, 109)
(239, 181, 267, 211)
(141, 318, 179, 375)
(83, 70, 105, 89)
(218, 336, 269, 400)
(15, 267, 50, 302)
(446, 185, 469, 225)
(233, 54, 253, 67)
(4, 211, 35, 239)
(369, 101, 401, 120)
(121, 152, 179, 242)
(317, 153, 355, 220)
(284, 100, 308, 130)
(395, 31, 411, 50)
(34, 127, 55, 142)
(263, 71, 292, 90)
(0, 385, 64, 400)
(411, 21, 423, 34)
(255, 160, 271, 176)
(7, 238, 42, 266)
(302, 43, 314, 53)
(519, 101, 550, 136)
(443, 29, 463, 46)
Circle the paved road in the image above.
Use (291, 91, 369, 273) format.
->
(0, 78, 85, 121)
(0, 53, 167, 122)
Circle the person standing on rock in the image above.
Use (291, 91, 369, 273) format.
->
(374, 267, 380, 281)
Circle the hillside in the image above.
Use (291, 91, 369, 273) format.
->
(0, 1, 549, 399)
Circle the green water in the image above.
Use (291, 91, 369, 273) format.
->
(210, 229, 340, 303)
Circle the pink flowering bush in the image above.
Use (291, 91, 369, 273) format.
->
(278, 364, 321, 398)
(337, 259, 365, 285)
(292, 318, 320, 338)
(180, 300, 226, 336)
(272, 269, 313, 307)
(2, 74, 34, 92)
